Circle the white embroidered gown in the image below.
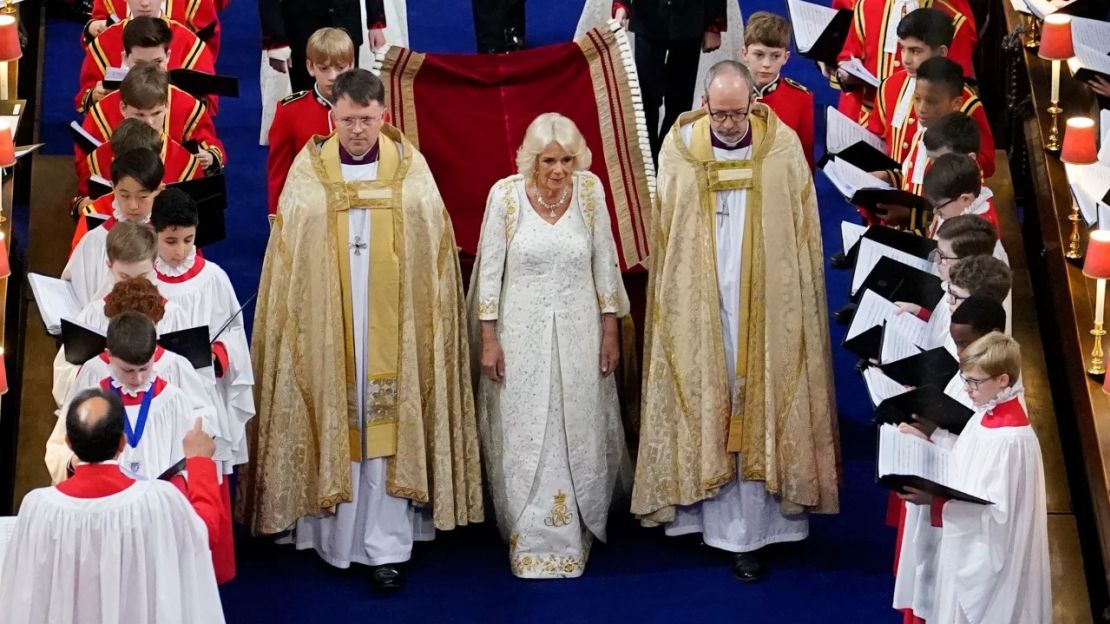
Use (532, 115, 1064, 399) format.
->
(475, 172, 628, 579)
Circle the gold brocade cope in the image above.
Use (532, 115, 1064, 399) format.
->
(318, 136, 403, 461)
(237, 126, 484, 536)
(631, 107, 841, 526)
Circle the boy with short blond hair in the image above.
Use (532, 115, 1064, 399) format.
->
(741, 12, 814, 170)
(266, 27, 357, 215)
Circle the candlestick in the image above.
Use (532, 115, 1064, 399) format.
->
(1046, 62, 1063, 152)
(1092, 279, 1107, 375)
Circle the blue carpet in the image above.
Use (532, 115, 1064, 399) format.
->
(40, 1, 890, 621)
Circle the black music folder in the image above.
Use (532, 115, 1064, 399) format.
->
(170, 174, 227, 247)
(159, 326, 213, 369)
(874, 384, 974, 434)
(880, 347, 960, 390)
(854, 256, 944, 310)
(786, 0, 853, 68)
(61, 319, 107, 365)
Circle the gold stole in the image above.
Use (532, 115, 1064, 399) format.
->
(319, 135, 403, 461)
(687, 114, 765, 454)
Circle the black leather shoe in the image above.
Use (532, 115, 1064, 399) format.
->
(370, 565, 403, 594)
(833, 302, 858, 324)
(732, 552, 765, 583)
(830, 251, 852, 269)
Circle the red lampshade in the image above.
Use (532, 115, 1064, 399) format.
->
(1084, 230, 1110, 279)
(0, 15, 21, 63)
(0, 348, 9, 396)
(0, 233, 11, 280)
(1039, 14, 1074, 61)
(0, 121, 15, 169)
(1062, 117, 1098, 164)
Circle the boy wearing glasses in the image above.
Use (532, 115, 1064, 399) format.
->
(266, 28, 355, 216)
(740, 12, 814, 170)
(922, 153, 998, 238)
(899, 332, 1051, 624)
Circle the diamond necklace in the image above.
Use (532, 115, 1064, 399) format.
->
(534, 184, 570, 218)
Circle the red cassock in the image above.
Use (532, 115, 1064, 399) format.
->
(77, 135, 204, 197)
(77, 86, 226, 172)
(867, 69, 995, 179)
(89, 0, 222, 59)
(76, 18, 215, 115)
(836, 0, 976, 124)
(266, 88, 333, 215)
(55, 457, 236, 584)
(756, 76, 815, 171)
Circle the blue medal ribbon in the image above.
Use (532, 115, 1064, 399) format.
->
(112, 384, 154, 448)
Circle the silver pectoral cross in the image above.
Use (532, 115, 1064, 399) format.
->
(349, 236, 368, 256)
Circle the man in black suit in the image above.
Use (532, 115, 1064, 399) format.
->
(260, 0, 387, 92)
(615, 0, 727, 160)
(472, 0, 526, 54)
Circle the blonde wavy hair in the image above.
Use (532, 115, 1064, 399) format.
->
(515, 113, 592, 181)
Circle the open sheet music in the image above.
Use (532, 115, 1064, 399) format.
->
(1065, 161, 1110, 226)
(1100, 109, 1110, 166)
(825, 106, 889, 155)
(944, 373, 974, 409)
(787, 0, 837, 53)
(847, 289, 899, 339)
(863, 367, 908, 407)
(851, 239, 937, 296)
(1068, 44, 1110, 82)
(839, 57, 880, 87)
(841, 221, 867, 255)
(28, 273, 82, 335)
(877, 424, 992, 504)
(879, 312, 928, 364)
(823, 157, 891, 199)
(1023, 0, 1082, 19)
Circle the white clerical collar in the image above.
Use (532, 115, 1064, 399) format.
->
(156, 247, 198, 277)
(314, 84, 333, 108)
(110, 377, 153, 398)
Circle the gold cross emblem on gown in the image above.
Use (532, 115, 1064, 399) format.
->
(349, 236, 368, 256)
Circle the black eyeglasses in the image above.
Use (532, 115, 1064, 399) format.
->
(959, 372, 995, 390)
(707, 104, 752, 123)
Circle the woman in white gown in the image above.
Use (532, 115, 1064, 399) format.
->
(471, 113, 629, 579)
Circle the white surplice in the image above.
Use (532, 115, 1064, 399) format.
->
(44, 377, 218, 484)
(65, 348, 228, 472)
(286, 145, 432, 568)
(155, 251, 256, 467)
(664, 125, 809, 553)
(51, 295, 192, 410)
(934, 391, 1051, 624)
(0, 479, 224, 624)
(61, 209, 148, 309)
(474, 173, 628, 579)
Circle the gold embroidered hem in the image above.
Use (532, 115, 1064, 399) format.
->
(509, 533, 592, 580)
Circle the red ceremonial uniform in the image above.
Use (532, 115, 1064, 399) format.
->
(76, 18, 215, 114)
(266, 87, 333, 215)
(756, 76, 815, 171)
(867, 69, 995, 179)
(78, 86, 225, 170)
(56, 455, 235, 583)
(836, 0, 976, 124)
(89, 0, 222, 59)
(78, 135, 203, 197)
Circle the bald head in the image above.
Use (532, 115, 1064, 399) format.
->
(704, 60, 754, 102)
(65, 388, 126, 463)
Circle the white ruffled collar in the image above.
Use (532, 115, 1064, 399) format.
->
(964, 187, 994, 216)
(112, 201, 150, 224)
(110, 377, 153, 398)
(975, 382, 1023, 413)
(156, 247, 197, 277)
